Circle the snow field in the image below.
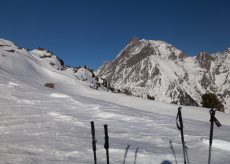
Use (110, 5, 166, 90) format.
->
(0, 38, 229, 163)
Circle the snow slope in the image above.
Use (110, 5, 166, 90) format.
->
(0, 38, 230, 163)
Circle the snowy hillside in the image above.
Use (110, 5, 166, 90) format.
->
(97, 38, 230, 112)
(0, 38, 98, 88)
(0, 38, 230, 163)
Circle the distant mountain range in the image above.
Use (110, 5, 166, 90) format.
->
(0, 37, 229, 112)
(97, 37, 230, 112)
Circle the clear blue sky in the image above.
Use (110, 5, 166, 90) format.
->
(1, 0, 230, 69)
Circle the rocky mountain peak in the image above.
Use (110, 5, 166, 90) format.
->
(128, 37, 139, 45)
(114, 38, 186, 68)
(97, 39, 230, 112)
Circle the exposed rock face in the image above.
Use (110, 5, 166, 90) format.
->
(97, 38, 230, 112)
(196, 52, 214, 70)
(44, 83, 55, 89)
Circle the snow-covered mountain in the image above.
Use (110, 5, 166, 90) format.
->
(0, 37, 230, 163)
(97, 38, 230, 112)
(0, 38, 100, 89)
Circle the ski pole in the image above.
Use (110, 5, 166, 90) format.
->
(123, 145, 130, 164)
(134, 147, 139, 164)
(90, 121, 97, 164)
(104, 124, 110, 164)
(176, 107, 187, 164)
(170, 140, 178, 164)
(208, 108, 221, 164)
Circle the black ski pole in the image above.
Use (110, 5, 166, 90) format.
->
(90, 121, 97, 164)
(104, 124, 110, 164)
(176, 107, 187, 164)
(208, 108, 221, 164)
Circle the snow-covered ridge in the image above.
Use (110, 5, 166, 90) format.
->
(0, 38, 17, 48)
(0, 38, 100, 89)
(97, 38, 230, 112)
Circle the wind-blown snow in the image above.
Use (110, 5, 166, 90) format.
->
(0, 38, 230, 163)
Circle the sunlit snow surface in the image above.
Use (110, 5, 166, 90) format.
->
(0, 38, 230, 163)
(0, 76, 230, 164)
